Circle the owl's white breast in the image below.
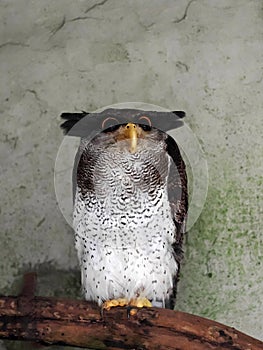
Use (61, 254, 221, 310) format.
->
(73, 136, 178, 306)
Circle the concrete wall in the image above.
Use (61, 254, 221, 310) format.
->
(1, 1, 262, 348)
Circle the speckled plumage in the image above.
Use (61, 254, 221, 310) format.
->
(61, 109, 188, 308)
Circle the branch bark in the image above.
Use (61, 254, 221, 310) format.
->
(0, 294, 262, 350)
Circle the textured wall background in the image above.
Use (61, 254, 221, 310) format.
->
(1, 1, 262, 349)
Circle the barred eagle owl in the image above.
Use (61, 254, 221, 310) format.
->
(61, 109, 188, 309)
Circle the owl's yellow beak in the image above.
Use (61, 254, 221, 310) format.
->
(124, 123, 138, 154)
(116, 123, 141, 153)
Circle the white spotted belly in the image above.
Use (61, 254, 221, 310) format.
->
(74, 186, 178, 306)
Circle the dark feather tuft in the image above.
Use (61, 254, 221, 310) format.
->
(172, 111, 186, 119)
(60, 112, 89, 134)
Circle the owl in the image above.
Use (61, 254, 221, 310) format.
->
(61, 109, 188, 310)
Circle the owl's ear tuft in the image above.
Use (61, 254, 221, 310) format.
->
(60, 112, 90, 134)
(172, 111, 186, 119)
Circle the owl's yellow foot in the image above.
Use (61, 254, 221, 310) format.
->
(128, 297, 152, 316)
(101, 297, 152, 317)
(102, 298, 129, 311)
(129, 297, 152, 308)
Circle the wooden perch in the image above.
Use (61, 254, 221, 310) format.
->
(0, 273, 262, 350)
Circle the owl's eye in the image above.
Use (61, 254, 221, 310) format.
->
(103, 124, 121, 133)
(102, 117, 120, 130)
(140, 124, 152, 131)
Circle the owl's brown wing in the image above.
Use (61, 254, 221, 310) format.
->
(165, 134, 188, 308)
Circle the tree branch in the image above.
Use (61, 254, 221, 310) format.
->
(0, 293, 263, 349)
(0, 273, 262, 349)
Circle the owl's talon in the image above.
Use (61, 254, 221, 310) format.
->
(128, 306, 138, 317)
(127, 305, 137, 318)
(100, 303, 106, 317)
